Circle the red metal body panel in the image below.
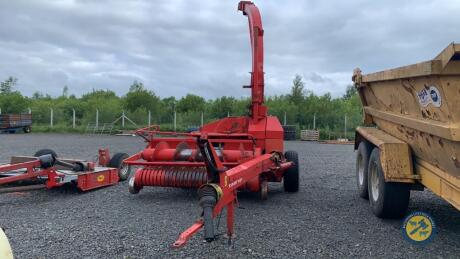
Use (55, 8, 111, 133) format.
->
(0, 160, 44, 185)
(77, 168, 119, 191)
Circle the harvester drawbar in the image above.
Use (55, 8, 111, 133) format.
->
(123, 1, 300, 248)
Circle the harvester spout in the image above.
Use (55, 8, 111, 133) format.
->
(238, 1, 267, 121)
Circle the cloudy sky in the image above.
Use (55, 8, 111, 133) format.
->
(0, 0, 459, 99)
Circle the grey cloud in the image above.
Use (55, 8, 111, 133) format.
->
(0, 0, 459, 98)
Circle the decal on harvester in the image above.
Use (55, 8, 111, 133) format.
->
(402, 211, 436, 245)
(417, 85, 442, 108)
(228, 177, 243, 188)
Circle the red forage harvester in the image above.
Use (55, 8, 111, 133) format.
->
(123, 1, 300, 248)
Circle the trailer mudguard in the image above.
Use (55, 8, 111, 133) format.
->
(356, 127, 416, 183)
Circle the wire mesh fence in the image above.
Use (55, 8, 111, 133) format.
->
(21, 106, 358, 140)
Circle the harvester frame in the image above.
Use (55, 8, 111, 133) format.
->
(123, 1, 299, 247)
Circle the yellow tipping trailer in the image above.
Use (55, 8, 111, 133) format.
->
(353, 43, 460, 218)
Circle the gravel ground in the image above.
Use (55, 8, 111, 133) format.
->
(0, 133, 459, 258)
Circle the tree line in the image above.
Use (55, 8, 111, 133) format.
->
(0, 75, 362, 138)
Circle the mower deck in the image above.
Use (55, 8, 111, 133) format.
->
(0, 149, 128, 193)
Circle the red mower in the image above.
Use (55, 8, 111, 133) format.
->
(0, 149, 129, 193)
(123, 1, 300, 248)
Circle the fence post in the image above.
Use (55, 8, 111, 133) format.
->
(28, 108, 31, 114)
(284, 112, 287, 126)
(173, 111, 177, 132)
(227, 111, 230, 117)
(96, 109, 99, 128)
(122, 110, 125, 128)
(50, 108, 54, 127)
(0, 108, 2, 114)
(72, 109, 76, 129)
(201, 112, 204, 126)
(344, 115, 347, 139)
(313, 113, 316, 130)
(148, 110, 151, 126)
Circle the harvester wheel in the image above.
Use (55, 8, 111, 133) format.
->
(368, 148, 410, 218)
(356, 141, 371, 199)
(283, 151, 299, 192)
(34, 149, 58, 158)
(109, 153, 130, 181)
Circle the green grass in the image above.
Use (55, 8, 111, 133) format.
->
(32, 124, 86, 133)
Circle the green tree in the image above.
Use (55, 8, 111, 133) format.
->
(0, 76, 18, 94)
(124, 82, 160, 114)
(208, 96, 236, 118)
(129, 80, 144, 92)
(176, 94, 205, 113)
(0, 92, 28, 113)
(343, 85, 357, 100)
(32, 91, 44, 99)
(81, 89, 122, 124)
(289, 74, 305, 105)
(81, 89, 118, 101)
(62, 85, 69, 98)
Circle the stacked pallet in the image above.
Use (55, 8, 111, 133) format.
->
(301, 130, 319, 141)
(282, 125, 296, 140)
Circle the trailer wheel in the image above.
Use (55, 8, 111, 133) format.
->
(368, 148, 410, 218)
(23, 126, 31, 133)
(356, 141, 371, 199)
(109, 153, 130, 181)
(283, 151, 299, 192)
(34, 149, 58, 158)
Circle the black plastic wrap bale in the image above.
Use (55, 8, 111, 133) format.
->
(282, 125, 296, 140)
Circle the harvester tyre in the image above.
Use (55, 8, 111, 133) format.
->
(283, 151, 299, 192)
(356, 141, 371, 199)
(368, 148, 410, 218)
(109, 153, 130, 181)
(34, 149, 58, 158)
